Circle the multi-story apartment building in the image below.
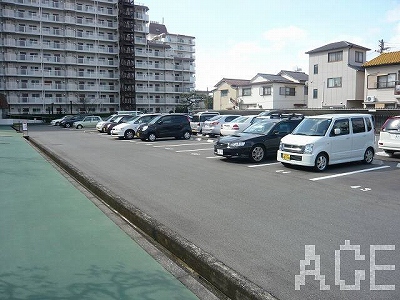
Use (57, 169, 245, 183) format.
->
(0, 1, 195, 115)
(306, 41, 370, 108)
(135, 22, 195, 113)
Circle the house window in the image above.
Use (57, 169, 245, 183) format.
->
(355, 51, 363, 63)
(242, 88, 251, 96)
(328, 51, 343, 62)
(220, 90, 228, 97)
(327, 77, 342, 88)
(279, 87, 295, 96)
(377, 73, 396, 88)
(313, 64, 318, 74)
(260, 86, 271, 95)
(313, 89, 318, 99)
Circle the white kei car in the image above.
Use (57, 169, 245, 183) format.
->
(111, 113, 161, 139)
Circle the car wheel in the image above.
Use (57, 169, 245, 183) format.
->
(76, 124, 83, 129)
(148, 133, 156, 142)
(250, 145, 265, 162)
(183, 131, 191, 140)
(124, 129, 135, 140)
(314, 153, 328, 172)
(363, 147, 374, 164)
(55, 122, 59, 126)
(65, 123, 71, 128)
(140, 137, 147, 141)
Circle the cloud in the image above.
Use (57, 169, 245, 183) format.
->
(386, 3, 400, 22)
(263, 26, 307, 50)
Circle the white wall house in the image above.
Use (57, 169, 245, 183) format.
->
(306, 41, 370, 108)
(213, 71, 308, 110)
(363, 51, 400, 109)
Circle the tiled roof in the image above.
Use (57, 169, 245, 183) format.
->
(214, 78, 251, 88)
(363, 51, 400, 67)
(277, 70, 309, 82)
(306, 41, 370, 54)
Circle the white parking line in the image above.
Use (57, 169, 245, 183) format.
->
(153, 142, 210, 148)
(247, 162, 281, 168)
(175, 148, 213, 153)
(309, 165, 390, 181)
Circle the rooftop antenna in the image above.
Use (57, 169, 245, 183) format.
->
(376, 39, 390, 53)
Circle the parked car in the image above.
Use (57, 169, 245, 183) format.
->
(277, 114, 376, 171)
(201, 114, 241, 137)
(60, 115, 86, 128)
(100, 114, 132, 133)
(190, 111, 220, 135)
(96, 114, 117, 132)
(111, 113, 161, 139)
(257, 110, 286, 117)
(214, 116, 303, 162)
(50, 115, 73, 126)
(74, 116, 103, 129)
(136, 113, 192, 142)
(378, 115, 400, 156)
(104, 114, 137, 134)
(220, 115, 259, 136)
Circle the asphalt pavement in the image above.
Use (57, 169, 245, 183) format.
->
(0, 125, 217, 300)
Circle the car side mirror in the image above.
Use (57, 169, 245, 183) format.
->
(334, 128, 341, 135)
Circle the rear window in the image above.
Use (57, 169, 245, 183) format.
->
(382, 117, 400, 132)
(207, 115, 222, 121)
(200, 114, 218, 122)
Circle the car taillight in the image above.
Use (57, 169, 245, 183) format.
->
(232, 124, 239, 130)
(211, 121, 219, 126)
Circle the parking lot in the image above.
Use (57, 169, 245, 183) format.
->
(28, 124, 400, 300)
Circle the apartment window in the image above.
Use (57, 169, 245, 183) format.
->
(242, 88, 251, 96)
(220, 90, 228, 97)
(377, 73, 396, 88)
(355, 51, 363, 63)
(313, 89, 318, 99)
(279, 87, 295, 96)
(328, 51, 343, 62)
(259, 86, 271, 95)
(327, 77, 342, 88)
(313, 64, 318, 74)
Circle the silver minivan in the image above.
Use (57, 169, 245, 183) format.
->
(277, 114, 376, 171)
(190, 111, 220, 135)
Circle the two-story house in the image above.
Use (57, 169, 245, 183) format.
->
(306, 41, 370, 108)
(213, 71, 308, 110)
(213, 78, 251, 110)
(363, 51, 400, 109)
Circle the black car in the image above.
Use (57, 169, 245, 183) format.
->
(136, 113, 192, 142)
(214, 116, 303, 162)
(60, 114, 86, 128)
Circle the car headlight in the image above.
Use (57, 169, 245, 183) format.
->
(228, 141, 245, 148)
(141, 125, 148, 131)
(304, 143, 314, 154)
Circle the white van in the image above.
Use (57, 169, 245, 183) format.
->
(277, 114, 376, 171)
(190, 111, 220, 134)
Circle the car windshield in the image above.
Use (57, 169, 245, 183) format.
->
(128, 116, 142, 124)
(207, 115, 222, 121)
(292, 118, 332, 136)
(230, 116, 249, 123)
(148, 115, 163, 124)
(383, 118, 400, 131)
(243, 121, 276, 134)
(114, 116, 125, 122)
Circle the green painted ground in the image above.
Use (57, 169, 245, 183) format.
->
(0, 126, 198, 300)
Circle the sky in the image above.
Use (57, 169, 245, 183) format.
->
(139, 0, 400, 91)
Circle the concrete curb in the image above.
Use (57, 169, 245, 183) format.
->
(27, 136, 278, 300)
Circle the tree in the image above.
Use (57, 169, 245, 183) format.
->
(176, 91, 213, 113)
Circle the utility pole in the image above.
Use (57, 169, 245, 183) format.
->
(377, 39, 390, 53)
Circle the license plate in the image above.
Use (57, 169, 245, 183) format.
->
(395, 134, 400, 140)
(282, 153, 290, 160)
(217, 149, 223, 155)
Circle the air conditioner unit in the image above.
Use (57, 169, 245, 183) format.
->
(366, 96, 376, 102)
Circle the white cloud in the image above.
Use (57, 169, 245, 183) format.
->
(263, 26, 307, 50)
(386, 3, 400, 22)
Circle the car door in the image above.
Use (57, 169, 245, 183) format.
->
(156, 115, 174, 137)
(265, 121, 292, 153)
(329, 118, 352, 162)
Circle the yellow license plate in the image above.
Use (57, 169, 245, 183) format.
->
(282, 153, 290, 161)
